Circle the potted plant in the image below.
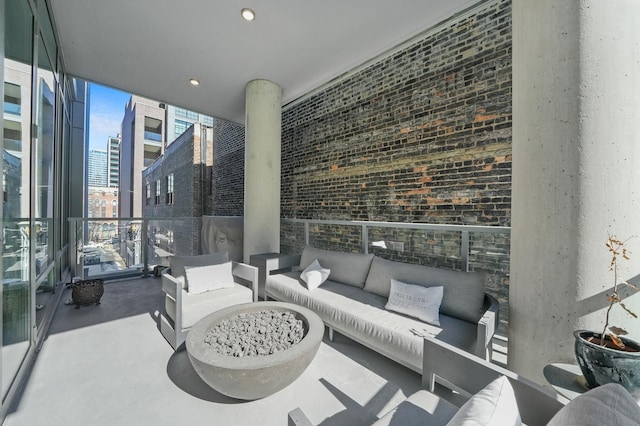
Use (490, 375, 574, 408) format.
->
(574, 235, 640, 398)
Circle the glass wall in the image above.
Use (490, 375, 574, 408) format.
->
(2, 0, 34, 399)
(1, 0, 72, 415)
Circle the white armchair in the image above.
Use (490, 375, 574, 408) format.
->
(159, 252, 258, 350)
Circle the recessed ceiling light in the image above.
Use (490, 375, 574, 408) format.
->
(241, 8, 255, 21)
(189, 78, 200, 86)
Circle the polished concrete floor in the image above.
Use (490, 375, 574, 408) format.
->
(4, 277, 428, 426)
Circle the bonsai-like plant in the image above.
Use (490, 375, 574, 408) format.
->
(598, 235, 639, 349)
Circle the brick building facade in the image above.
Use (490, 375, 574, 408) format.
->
(142, 119, 244, 255)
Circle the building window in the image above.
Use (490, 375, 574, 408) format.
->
(145, 183, 151, 206)
(166, 173, 174, 205)
(175, 119, 190, 137)
(155, 179, 161, 204)
(112, 200, 117, 217)
(202, 115, 214, 126)
(3, 82, 21, 115)
(144, 116, 163, 142)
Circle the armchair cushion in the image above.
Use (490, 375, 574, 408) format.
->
(446, 375, 521, 426)
(169, 252, 229, 290)
(185, 261, 235, 294)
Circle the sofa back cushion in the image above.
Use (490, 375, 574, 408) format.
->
(364, 256, 486, 323)
(299, 246, 374, 288)
(170, 251, 229, 290)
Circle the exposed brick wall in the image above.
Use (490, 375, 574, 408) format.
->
(280, 0, 512, 332)
(281, 0, 511, 227)
(211, 120, 245, 216)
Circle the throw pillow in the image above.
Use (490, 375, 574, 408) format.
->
(300, 259, 331, 290)
(185, 261, 235, 295)
(170, 251, 229, 289)
(446, 376, 522, 426)
(385, 279, 443, 326)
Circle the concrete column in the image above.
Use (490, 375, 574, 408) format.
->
(510, 0, 640, 384)
(243, 80, 282, 263)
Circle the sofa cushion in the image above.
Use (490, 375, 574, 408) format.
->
(547, 383, 640, 426)
(184, 261, 235, 294)
(446, 375, 521, 426)
(385, 279, 443, 326)
(170, 251, 229, 290)
(266, 271, 479, 371)
(364, 256, 486, 323)
(373, 389, 458, 426)
(300, 259, 331, 290)
(299, 246, 374, 288)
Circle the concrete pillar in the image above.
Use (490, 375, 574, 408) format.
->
(243, 80, 282, 263)
(510, 0, 640, 384)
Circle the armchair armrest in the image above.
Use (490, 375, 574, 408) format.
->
(288, 408, 314, 426)
(161, 268, 181, 301)
(423, 337, 564, 425)
(475, 293, 499, 359)
(231, 261, 259, 302)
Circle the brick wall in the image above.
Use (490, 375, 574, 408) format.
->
(280, 0, 512, 331)
(281, 0, 511, 227)
(211, 120, 245, 216)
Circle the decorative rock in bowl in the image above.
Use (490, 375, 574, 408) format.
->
(186, 301, 324, 400)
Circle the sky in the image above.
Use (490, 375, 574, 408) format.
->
(88, 83, 131, 151)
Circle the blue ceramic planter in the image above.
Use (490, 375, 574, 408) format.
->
(574, 330, 640, 402)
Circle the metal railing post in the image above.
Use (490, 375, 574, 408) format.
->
(304, 222, 310, 245)
(362, 224, 368, 254)
(461, 230, 470, 272)
(142, 219, 149, 276)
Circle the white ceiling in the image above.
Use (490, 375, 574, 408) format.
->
(50, 0, 481, 124)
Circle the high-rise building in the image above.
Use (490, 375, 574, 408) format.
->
(119, 95, 166, 217)
(165, 105, 214, 143)
(107, 135, 120, 188)
(87, 149, 108, 187)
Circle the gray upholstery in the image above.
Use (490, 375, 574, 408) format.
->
(169, 251, 229, 289)
(267, 272, 479, 372)
(363, 256, 487, 323)
(299, 246, 374, 288)
(372, 389, 457, 426)
(547, 383, 640, 426)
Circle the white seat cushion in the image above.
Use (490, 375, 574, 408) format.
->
(165, 283, 252, 329)
(266, 272, 478, 371)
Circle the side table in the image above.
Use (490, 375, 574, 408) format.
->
(249, 252, 301, 301)
(543, 363, 589, 403)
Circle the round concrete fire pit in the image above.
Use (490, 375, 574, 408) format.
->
(186, 301, 324, 400)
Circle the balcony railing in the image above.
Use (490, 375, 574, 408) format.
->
(68, 217, 203, 280)
(69, 216, 511, 335)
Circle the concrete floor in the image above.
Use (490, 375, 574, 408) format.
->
(4, 277, 426, 426)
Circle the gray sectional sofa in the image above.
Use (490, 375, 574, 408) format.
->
(265, 246, 499, 373)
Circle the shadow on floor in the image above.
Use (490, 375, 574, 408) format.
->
(46, 276, 165, 335)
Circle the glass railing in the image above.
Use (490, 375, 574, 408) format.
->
(280, 218, 511, 336)
(69, 216, 511, 335)
(68, 217, 203, 280)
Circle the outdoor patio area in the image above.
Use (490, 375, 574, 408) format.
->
(4, 277, 457, 426)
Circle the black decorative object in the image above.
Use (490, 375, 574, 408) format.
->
(71, 279, 104, 308)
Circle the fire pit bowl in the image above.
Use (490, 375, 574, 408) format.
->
(186, 301, 324, 400)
